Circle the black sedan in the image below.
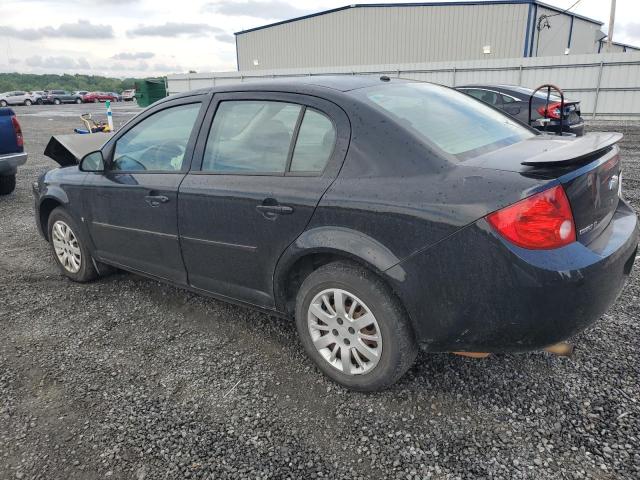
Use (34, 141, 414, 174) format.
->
(34, 76, 638, 391)
(456, 84, 585, 136)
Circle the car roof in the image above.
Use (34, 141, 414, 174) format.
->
(166, 75, 413, 102)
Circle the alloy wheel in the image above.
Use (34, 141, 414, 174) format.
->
(307, 288, 382, 375)
(51, 220, 82, 273)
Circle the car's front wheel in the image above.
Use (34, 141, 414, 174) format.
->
(0, 100, 7, 107)
(24, 99, 32, 106)
(295, 261, 417, 391)
(47, 207, 97, 282)
(53, 98, 61, 105)
(0, 174, 16, 195)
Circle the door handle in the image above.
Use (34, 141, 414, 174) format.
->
(144, 194, 169, 207)
(256, 205, 294, 215)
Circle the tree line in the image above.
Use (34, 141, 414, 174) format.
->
(0, 73, 145, 93)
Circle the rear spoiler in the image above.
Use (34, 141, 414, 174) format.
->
(521, 132, 622, 167)
(44, 133, 112, 167)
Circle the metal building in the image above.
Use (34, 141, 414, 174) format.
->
(235, 1, 634, 71)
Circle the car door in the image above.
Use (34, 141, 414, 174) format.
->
(178, 92, 350, 308)
(84, 94, 209, 283)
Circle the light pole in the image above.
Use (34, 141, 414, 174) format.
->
(607, 0, 616, 52)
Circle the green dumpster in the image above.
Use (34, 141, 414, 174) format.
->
(134, 78, 167, 108)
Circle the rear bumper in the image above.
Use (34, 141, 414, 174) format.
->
(386, 199, 638, 352)
(0, 151, 27, 175)
(535, 120, 585, 136)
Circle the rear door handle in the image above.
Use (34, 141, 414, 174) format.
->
(144, 194, 169, 207)
(256, 205, 294, 215)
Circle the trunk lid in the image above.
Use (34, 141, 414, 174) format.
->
(464, 132, 623, 245)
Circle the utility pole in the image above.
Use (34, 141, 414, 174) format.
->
(607, 0, 616, 52)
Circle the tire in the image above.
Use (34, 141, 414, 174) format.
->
(36, 98, 43, 105)
(75, 98, 82, 104)
(94, 98, 99, 103)
(0, 100, 7, 107)
(24, 99, 32, 106)
(295, 261, 417, 391)
(47, 207, 97, 282)
(0, 174, 16, 195)
(53, 98, 61, 105)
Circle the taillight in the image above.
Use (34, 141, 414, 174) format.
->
(486, 185, 575, 250)
(11, 115, 23, 148)
(537, 101, 562, 120)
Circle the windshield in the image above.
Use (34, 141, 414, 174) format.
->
(357, 82, 535, 160)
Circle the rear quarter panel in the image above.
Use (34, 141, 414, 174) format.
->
(0, 108, 19, 155)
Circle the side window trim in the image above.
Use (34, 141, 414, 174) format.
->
(284, 105, 306, 173)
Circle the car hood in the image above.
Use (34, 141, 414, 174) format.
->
(44, 133, 112, 167)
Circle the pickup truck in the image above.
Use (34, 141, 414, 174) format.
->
(0, 108, 27, 195)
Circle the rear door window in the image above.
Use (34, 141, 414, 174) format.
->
(359, 83, 534, 160)
(202, 101, 302, 174)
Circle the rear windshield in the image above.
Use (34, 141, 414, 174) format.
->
(357, 82, 535, 160)
(505, 85, 562, 101)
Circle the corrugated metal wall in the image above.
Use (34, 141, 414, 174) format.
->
(236, 4, 530, 70)
(168, 52, 640, 120)
(531, 7, 601, 57)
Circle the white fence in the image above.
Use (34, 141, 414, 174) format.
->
(167, 52, 640, 120)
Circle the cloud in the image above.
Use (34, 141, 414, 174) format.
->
(618, 22, 640, 41)
(215, 33, 235, 44)
(0, 20, 113, 40)
(111, 51, 155, 60)
(127, 22, 225, 38)
(137, 61, 149, 71)
(153, 63, 183, 73)
(25, 55, 91, 70)
(8, 58, 20, 65)
(205, 0, 311, 20)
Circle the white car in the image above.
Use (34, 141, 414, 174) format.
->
(122, 89, 136, 101)
(0, 91, 34, 107)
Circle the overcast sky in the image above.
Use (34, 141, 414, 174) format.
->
(1, 0, 639, 78)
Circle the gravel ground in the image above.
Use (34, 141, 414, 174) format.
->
(1, 104, 639, 480)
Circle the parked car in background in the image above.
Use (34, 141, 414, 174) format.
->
(122, 89, 136, 101)
(109, 92, 123, 102)
(0, 107, 26, 195)
(456, 84, 585, 136)
(0, 91, 35, 106)
(34, 77, 637, 391)
(44, 90, 82, 105)
(30, 91, 46, 105)
(73, 91, 89, 98)
(82, 92, 117, 103)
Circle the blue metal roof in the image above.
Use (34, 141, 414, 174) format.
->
(234, 1, 603, 36)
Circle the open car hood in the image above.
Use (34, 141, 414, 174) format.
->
(44, 133, 113, 167)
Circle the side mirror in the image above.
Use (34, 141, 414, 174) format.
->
(79, 151, 105, 172)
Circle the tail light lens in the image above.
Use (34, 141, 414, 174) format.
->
(537, 101, 562, 119)
(486, 185, 576, 250)
(11, 115, 23, 148)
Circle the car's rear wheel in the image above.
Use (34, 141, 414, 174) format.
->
(36, 98, 43, 105)
(75, 98, 82, 104)
(94, 98, 99, 103)
(0, 100, 7, 107)
(47, 207, 97, 282)
(24, 99, 32, 106)
(295, 261, 417, 391)
(53, 98, 61, 105)
(0, 174, 16, 195)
